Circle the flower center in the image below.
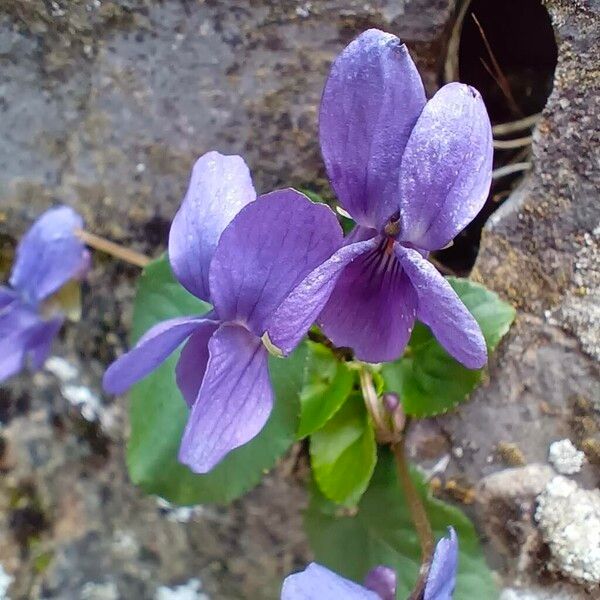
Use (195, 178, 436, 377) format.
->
(359, 236, 401, 285)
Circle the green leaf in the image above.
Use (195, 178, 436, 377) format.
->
(297, 341, 354, 439)
(305, 449, 498, 600)
(381, 277, 515, 417)
(310, 394, 376, 505)
(126, 255, 305, 505)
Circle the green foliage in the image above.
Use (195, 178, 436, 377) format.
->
(310, 394, 376, 505)
(297, 341, 354, 439)
(126, 256, 305, 505)
(305, 450, 498, 600)
(382, 278, 515, 417)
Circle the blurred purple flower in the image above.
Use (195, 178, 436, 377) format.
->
(281, 563, 395, 600)
(281, 528, 458, 600)
(103, 151, 343, 473)
(0, 206, 90, 382)
(268, 29, 493, 367)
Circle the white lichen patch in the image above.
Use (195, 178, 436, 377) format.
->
(535, 476, 600, 587)
(155, 578, 209, 600)
(45, 356, 118, 431)
(548, 439, 585, 474)
(547, 226, 600, 362)
(155, 497, 205, 523)
(80, 581, 119, 600)
(0, 564, 13, 600)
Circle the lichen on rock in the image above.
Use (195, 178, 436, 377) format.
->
(535, 476, 600, 587)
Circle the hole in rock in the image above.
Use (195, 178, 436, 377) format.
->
(437, 0, 557, 274)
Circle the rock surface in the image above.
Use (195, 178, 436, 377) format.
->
(1, 0, 599, 598)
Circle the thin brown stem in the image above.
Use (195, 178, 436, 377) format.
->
(359, 367, 387, 434)
(75, 229, 151, 268)
(472, 14, 522, 117)
(392, 438, 434, 599)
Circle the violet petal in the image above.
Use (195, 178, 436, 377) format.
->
(175, 320, 219, 408)
(0, 287, 18, 309)
(281, 563, 380, 600)
(0, 302, 42, 382)
(178, 323, 272, 473)
(26, 316, 64, 370)
(9, 205, 89, 305)
(103, 315, 218, 394)
(209, 189, 342, 339)
(320, 29, 426, 229)
(424, 528, 459, 600)
(395, 246, 487, 369)
(398, 83, 493, 251)
(268, 237, 379, 355)
(318, 238, 417, 363)
(169, 151, 256, 302)
(363, 565, 397, 600)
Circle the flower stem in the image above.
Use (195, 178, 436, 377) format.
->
(75, 229, 151, 268)
(358, 366, 387, 435)
(392, 437, 434, 599)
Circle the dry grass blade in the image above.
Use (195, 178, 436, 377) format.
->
(493, 135, 533, 149)
(472, 13, 522, 117)
(492, 162, 531, 180)
(492, 113, 541, 136)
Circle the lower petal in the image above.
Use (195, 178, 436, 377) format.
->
(175, 321, 219, 407)
(282, 563, 379, 599)
(178, 323, 273, 473)
(318, 241, 417, 363)
(0, 303, 41, 382)
(395, 246, 487, 369)
(267, 237, 379, 355)
(27, 316, 64, 370)
(103, 315, 217, 394)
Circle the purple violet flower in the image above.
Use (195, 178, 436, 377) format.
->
(268, 29, 493, 367)
(103, 151, 343, 473)
(0, 206, 90, 382)
(281, 528, 458, 600)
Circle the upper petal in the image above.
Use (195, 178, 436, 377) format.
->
(395, 246, 487, 368)
(398, 83, 493, 250)
(267, 237, 379, 355)
(175, 320, 219, 408)
(320, 29, 426, 229)
(103, 315, 217, 394)
(318, 239, 417, 363)
(282, 563, 380, 600)
(424, 528, 459, 600)
(209, 189, 343, 337)
(168, 152, 257, 302)
(178, 323, 272, 473)
(363, 566, 397, 600)
(9, 205, 89, 305)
